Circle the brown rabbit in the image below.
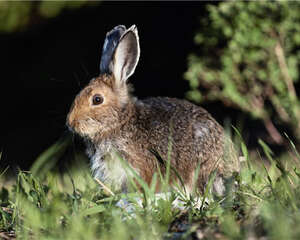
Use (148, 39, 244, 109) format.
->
(66, 25, 239, 195)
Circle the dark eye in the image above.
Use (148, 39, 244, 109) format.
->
(92, 94, 104, 105)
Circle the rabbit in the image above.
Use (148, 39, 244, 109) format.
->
(66, 25, 240, 195)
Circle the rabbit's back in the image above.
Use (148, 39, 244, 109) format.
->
(130, 97, 239, 192)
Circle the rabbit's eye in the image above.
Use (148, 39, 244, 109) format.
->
(92, 94, 104, 105)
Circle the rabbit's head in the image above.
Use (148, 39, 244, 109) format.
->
(66, 25, 140, 139)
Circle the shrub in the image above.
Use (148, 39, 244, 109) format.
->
(185, 2, 300, 145)
(0, 1, 98, 32)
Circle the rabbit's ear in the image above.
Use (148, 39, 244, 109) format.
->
(112, 25, 140, 84)
(100, 25, 126, 74)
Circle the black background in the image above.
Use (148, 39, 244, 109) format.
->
(0, 2, 263, 172)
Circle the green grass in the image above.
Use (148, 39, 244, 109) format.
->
(1, 136, 300, 239)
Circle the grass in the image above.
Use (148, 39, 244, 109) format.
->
(1, 136, 300, 239)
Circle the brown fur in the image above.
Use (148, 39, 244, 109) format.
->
(66, 25, 239, 194)
(67, 74, 239, 193)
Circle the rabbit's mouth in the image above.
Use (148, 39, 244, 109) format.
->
(67, 118, 101, 139)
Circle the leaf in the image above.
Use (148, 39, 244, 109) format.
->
(79, 205, 105, 217)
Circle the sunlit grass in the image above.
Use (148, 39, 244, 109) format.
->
(1, 135, 300, 239)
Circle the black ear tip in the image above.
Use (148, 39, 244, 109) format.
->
(100, 24, 139, 74)
(100, 25, 127, 74)
(112, 25, 126, 32)
(106, 25, 126, 38)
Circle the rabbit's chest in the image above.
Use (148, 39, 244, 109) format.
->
(88, 142, 128, 191)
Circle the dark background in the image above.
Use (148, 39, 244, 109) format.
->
(1, 2, 261, 172)
(0, 2, 207, 171)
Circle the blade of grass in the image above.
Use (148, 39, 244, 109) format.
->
(94, 178, 115, 197)
(149, 148, 186, 195)
(30, 135, 71, 178)
(284, 132, 300, 161)
(200, 169, 217, 213)
(232, 126, 250, 169)
(79, 205, 106, 217)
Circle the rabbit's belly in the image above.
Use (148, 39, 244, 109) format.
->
(90, 149, 128, 191)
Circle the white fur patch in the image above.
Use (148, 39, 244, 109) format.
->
(213, 176, 225, 196)
(89, 140, 128, 192)
(194, 123, 210, 138)
(115, 192, 211, 219)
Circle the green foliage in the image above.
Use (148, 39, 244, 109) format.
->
(2, 136, 300, 239)
(185, 2, 300, 144)
(0, 1, 99, 33)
